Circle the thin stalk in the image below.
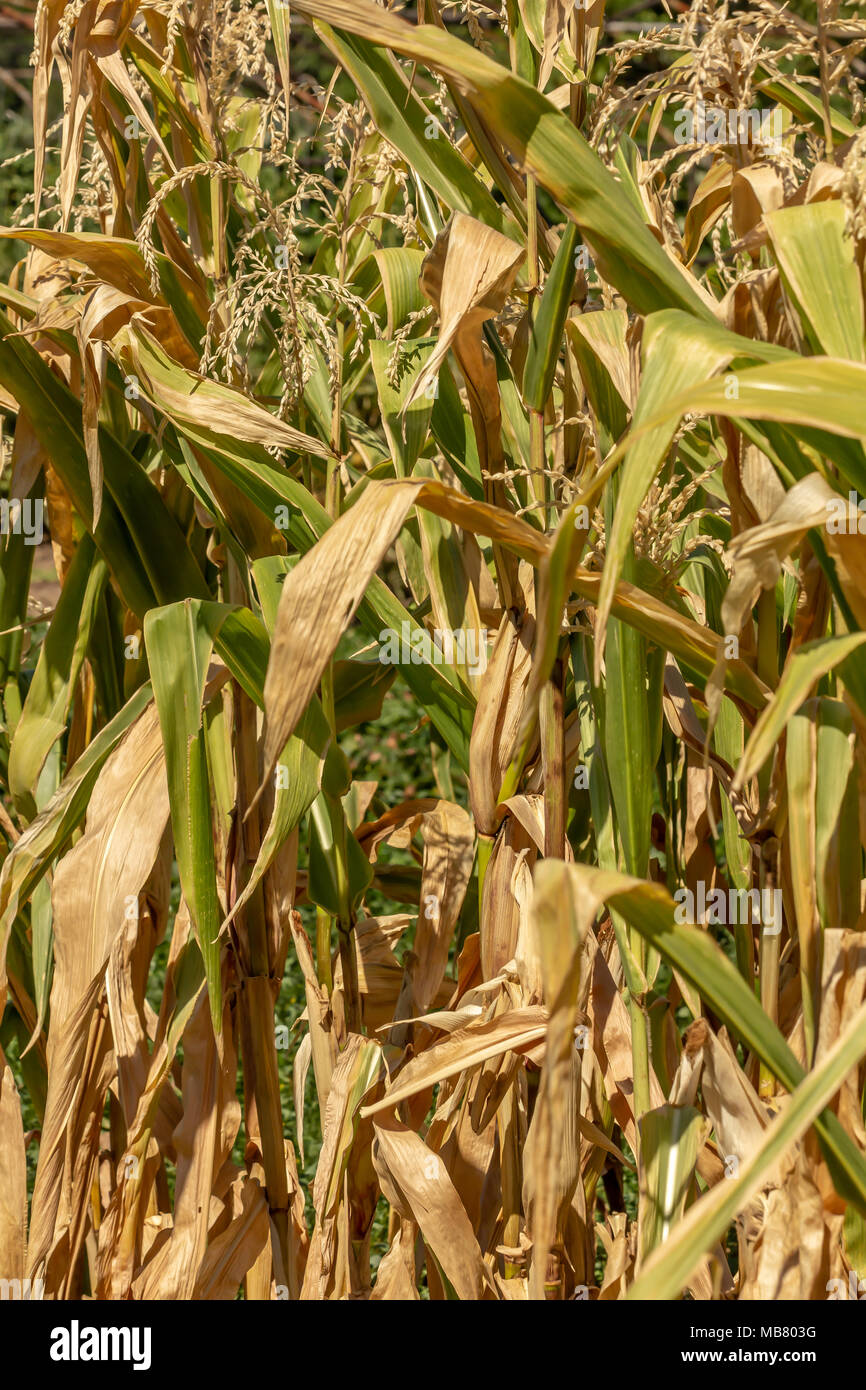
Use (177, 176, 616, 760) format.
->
(758, 844, 781, 1100)
(755, 583, 779, 1099)
(568, 6, 586, 128)
(498, 1082, 522, 1279)
(227, 558, 292, 1289)
(626, 985, 652, 1130)
(540, 662, 565, 859)
(312, 137, 360, 1017)
(526, 174, 548, 521)
(758, 928, 780, 1100)
(476, 832, 494, 916)
(735, 914, 756, 993)
(329, 120, 357, 465)
(315, 906, 334, 994)
(526, 174, 539, 296)
(524, 175, 550, 525)
(326, 788, 362, 1035)
(83, 663, 95, 749)
(756, 578, 778, 687)
(529, 407, 547, 523)
(609, 907, 651, 1133)
(817, 0, 835, 155)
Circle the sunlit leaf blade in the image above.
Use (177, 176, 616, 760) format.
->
(630, 997, 866, 1299)
(144, 601, 224, 1030)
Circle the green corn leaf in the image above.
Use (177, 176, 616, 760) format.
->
(144, 601, 224, 1031)
(766, 202, 866, 363)
(735, 633, 866, 789)
(637, 1104, 705, 1263)
(522, 221, 578, 411)
(8, 535, 107, 820)
(565, 864, 866, 1217)
(630, 994, 866, 1298)
(292, 0, 717, 321)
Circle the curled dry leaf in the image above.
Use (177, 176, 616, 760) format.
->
(27, 701, 170, 1290)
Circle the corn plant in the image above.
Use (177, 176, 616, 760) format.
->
(1, 0, 866, 1301)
